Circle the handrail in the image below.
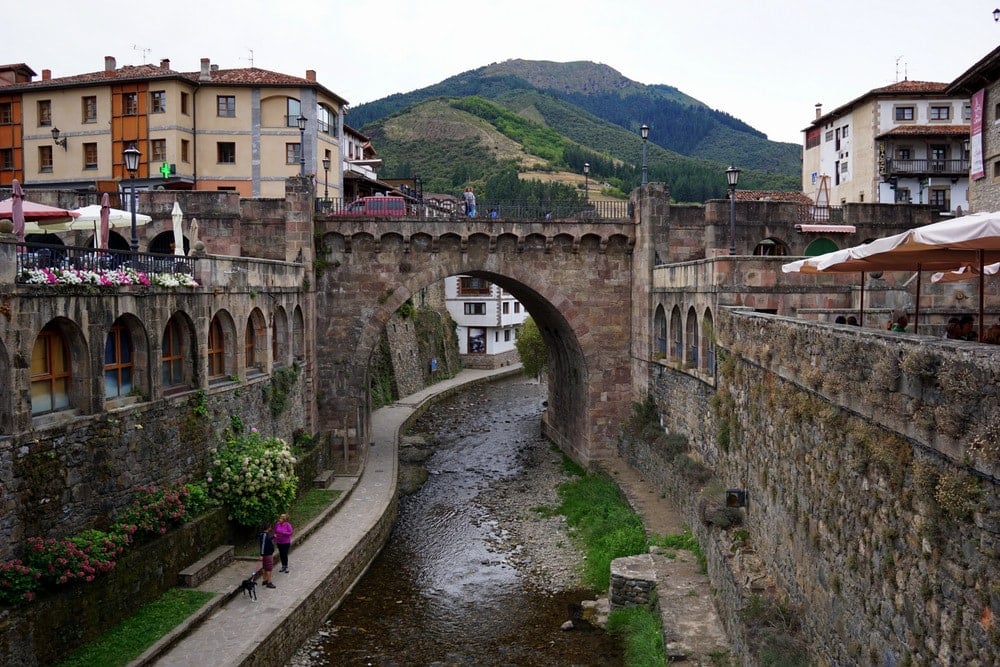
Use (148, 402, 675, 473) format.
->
(14, 242, 198, 282)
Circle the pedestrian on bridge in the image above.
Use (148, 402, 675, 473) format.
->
(463, 187, 477, 218)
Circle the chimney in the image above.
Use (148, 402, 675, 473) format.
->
(200, 58, 211, 81)
(42, 69, 51, 81)
(815, 103, 822, 120)
(306, 69, 316, 82)
(160, 58, 170, 70)
(105, 56, 116, 72)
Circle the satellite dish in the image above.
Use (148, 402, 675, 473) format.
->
(155, 185, 165, 191)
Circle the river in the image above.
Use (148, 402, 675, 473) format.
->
(292, 377, 624, 666)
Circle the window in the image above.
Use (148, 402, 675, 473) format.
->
(123, 92, 138, 116)
(840, 162, 848, 173)
(217, 142, 236, 164)
(824, 130, 833, 142)
(929, 189, 949, 208)
(245, 320, 257, 370)
(217, 95, 236, 117)
(181, 92, 189, 115)
(104, 324, 134, 399)
(83, 142, 98, 169)
(504, 329, 512, 342)
(894, 106, 915, 121)
(286, 143, 301, 165)
(964, 104, 972, 121)
(317, 104, 335, 135)
(38, 100, 51, 126)
(286, 98, 301, 127)
(896, 147, 911, 160)
(0, 148, 13, 170)
(162, 319, 184, 387)
(181, 139, 190, 163)
(82, 96, 97, 123)
(459, 277, 491, 295)
(0, 102, 11, 124)
(151, 139, 166, 162)
(39, 145, 52, 172)
(995, 161, 1000, 179)
(464, 302, 486, 315)
(207, 317, 226, 378)
(31, 324, 71, 414)
(514, 302, 521, 313)
(467, 328, 486, 354)
(930, 106, 950, 121)
(841, 125, 849, 138)
(151, 90, 166, 113)
(502, 302, 510, 314)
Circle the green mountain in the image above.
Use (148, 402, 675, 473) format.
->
(351, 60, 801, 203)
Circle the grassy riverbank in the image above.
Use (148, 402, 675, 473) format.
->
(555, 458, 706, 667)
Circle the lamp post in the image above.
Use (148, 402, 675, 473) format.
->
(123, 144, 141, 257)
(726, 165, 741, 255)
(322, 156, 331, 203)
(583, 162, 590, 201)
(994, 7, 999, 22)
(640, 124, 649, 186)
(297, 115, 307, 176)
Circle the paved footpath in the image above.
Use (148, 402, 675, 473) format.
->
(137, 367, 520, 667)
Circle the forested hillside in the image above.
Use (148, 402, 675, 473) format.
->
(352, 60, 801, 203)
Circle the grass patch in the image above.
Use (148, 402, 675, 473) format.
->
(556, 472, 648, 591)
(606, 606, 664, 667)
(59, 588, 214, 667)
(651, 527, 706, 572)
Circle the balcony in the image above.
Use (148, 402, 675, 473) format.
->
(884, 158, 969, 177)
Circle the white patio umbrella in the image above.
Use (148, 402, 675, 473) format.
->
(69, 204, 152, 230)
(171, 201, 185, 256)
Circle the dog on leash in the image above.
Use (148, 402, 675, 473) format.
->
(241, 570, 259, 601)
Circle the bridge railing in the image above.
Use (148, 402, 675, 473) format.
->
(317, 197, 633, 221)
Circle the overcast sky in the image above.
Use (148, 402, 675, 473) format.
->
(7, 1, 1000, 145)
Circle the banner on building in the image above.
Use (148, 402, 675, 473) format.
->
(971, 88, 985, 180)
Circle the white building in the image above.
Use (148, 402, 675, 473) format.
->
(802, 80, 970, 214)
(444, 275, 528, 368)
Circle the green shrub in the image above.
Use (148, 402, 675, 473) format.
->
(606, 606, 664, 666)
(113, 485, 190, 543)
(206, 429, 298, 528)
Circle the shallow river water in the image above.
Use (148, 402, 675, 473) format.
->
(295, 378, 624, 666)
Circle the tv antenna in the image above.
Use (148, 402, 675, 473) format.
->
(131, 44, 151, 64)
(241, 49, 255, 68)
(895, 55, 907, 82)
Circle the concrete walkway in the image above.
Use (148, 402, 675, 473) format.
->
(136, 366, 521, 667)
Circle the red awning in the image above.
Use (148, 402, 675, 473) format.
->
(794, 224, 857, 233)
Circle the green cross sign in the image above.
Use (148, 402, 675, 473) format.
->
(159, 162, 171, 179)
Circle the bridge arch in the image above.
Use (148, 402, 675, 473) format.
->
(314, 219, 636, 466)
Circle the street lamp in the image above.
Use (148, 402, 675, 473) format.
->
(297, 115, 307, 176)
(123, 143, 141, 255)
(322, 156, 331, 203)
(640, 124, 649, 186)
(994, 7, 999, 22)
(726, 165, 741, 255)
(583, 162, 590, 201)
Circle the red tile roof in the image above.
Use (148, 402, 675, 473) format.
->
(876, 124, 970, 139)
(869, 80, 949, 95)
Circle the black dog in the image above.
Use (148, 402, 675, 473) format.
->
(241, 571, 258, 601)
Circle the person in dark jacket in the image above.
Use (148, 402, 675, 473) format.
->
(259, 526, 277, 589)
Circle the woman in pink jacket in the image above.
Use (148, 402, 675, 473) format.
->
(274, 513, 294, 573)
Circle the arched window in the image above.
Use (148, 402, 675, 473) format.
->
(686, 308, 699, 368)
(162, 317, 185, 389)
(272, 307, 288, 368)
(670, 306, 683, 361)
(702, 310, 716, 374)
(654, 305, 667, 358)
(104, 324, 134, 399)
(31, 324, 71, 414)
(208, 317, 226, 379)
(293, 306, 305, 363)
(245, 319, 256, 370)
(286, 98, 301, 127)
(805, 237, 839, 256)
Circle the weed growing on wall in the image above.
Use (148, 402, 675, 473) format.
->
(206, 429, 298, 529)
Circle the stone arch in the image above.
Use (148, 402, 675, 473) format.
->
(245, 307, 268, 374)
(148, 230, 189, 256)
(669, 305, 683, 361)
(805, 237, 839, 256)
(701, 308, 716, 374)
(753, 236, 790, 256)
(272, 306, 289, 368)
(653, 305, 667, 359)
(28, 317, 90, 418)
(292, 305, 305, 363)
(161, 311, 199, 394)
(208, 309, 238, 382)
(685, 306, 699, 368)
(102, 313, 150, 403)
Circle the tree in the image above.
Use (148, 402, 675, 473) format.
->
(515, 317, 546, 380)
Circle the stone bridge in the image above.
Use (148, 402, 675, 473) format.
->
(313, 216, 639, 465)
